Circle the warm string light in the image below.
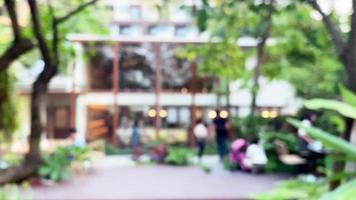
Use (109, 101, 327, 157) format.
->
(148, 108, 167, 118)
(208, 110, 217, 119)
(148, 109, 156, 117)
(261, 110, 278, 118)
(208, 110, 229, 119)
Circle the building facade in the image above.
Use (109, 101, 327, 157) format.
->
(16, 0, 299, 146)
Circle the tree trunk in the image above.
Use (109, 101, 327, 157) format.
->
(0, 164, 40, 185)
(343, 53, 356, 93)
(330, 117, 355, 190)
(250, 0, 273, 116)
(25, 82, 48, 164)
(250, 58, 261, 116)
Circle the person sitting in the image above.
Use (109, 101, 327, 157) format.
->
(69, 128, 86, 148)
(298, 115, 325, 173)
(245, 138, 268, 173)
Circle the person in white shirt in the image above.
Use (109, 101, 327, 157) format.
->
(193, 119, 208, 160)
(245, 138, 268, 173)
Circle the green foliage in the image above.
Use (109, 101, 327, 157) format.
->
(0, 183, 31, 200)
(0, 71, 18, 142)
(204, 142, 218, 155)
(288, 93, 356, 198)
(288, 119, 356, 156)
(265, 3, 342, 98)
(321, 179, 356, 200)
(8, 1, 110, 73)
(339, 85, 356, 107)
(180, 41, 246, 79)
(191, 1, 342, 99)
(38, 146, 90, 182)
(314, 111, 345, 136)
(305, 99, 356, 120)
(260, 132, 299, 172)
(0, 152, 23, 169)
(233, 115, 270, 140)
(165, 147, 194, 166)
(261, 132, 299, 153)
(104, 142, 133, 155)
(255, 177, 328, 200)
(196, 162, 211, 173)
(223, 156, 237, 171)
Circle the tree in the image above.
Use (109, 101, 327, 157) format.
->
(0, 0, 104, 184)
(264, 3, 343, 99)
(301, 0, 356, 140)
(182, 0, 274, 112)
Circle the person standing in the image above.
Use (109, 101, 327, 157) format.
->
(193, 119, 208, 160)
(131, 119, 141, 160)
(213, 110, 229, 161)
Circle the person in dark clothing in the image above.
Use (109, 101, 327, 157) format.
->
(213, 110, 229, 161)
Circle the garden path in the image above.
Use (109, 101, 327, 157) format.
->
(27, 155, 288, 199)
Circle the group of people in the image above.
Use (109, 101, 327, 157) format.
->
(193, 111, 268, 172)
(230, 138, 268, 173)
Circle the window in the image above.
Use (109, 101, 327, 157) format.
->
(129, 5, 142, 20)
(55, 108, 68, 129)
(119, 44, 155, 91)
(86, 45, 113, 90)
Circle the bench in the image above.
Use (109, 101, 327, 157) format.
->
(274, 139, 305, 165)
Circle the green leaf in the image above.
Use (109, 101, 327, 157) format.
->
(339, 85, 356, 107)
(287, 119, 356, 156)
(38, 166, 51, 176)
(321, 179, 356, 200)
(304, 99, 356, 119)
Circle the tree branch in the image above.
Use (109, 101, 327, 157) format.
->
(307, 0, 345, 57)
(4, 0, 21, 41)
(55, 0, 100, 25)
(0, 39, 34, 71)
(27, 0, 53, 66)
(47, 0, 59, 65)
(251, 0, 274, 115)
(0, 1, 34, 72)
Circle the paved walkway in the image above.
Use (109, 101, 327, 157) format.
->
(27, 156, 288, 199)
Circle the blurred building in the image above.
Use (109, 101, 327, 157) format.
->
(16, 0, 299, 146)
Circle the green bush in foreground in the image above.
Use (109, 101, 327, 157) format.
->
(165, 147, 195, 166)
(38, 146, 90, 182)
(255, 177, 328, 200)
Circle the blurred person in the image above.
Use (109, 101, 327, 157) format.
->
(298, 113, 325, 173)
(131, 119, 141, 160)
(298, 114, 324, 155)
(230, 138, 248, 170)
(213, 110, 230, 161)
(245, 138, 268, 173)
(193, 118, 208, 160)
(69, 128, 86, 148)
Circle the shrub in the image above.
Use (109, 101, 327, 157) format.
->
(38, 146, 91, 182)
(233, 115, 270, 140)
(0, 183, 31, 200)
(260, 132, 299, 172)
(254, 177, 328, 200)
(165, 147, 194, 166)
